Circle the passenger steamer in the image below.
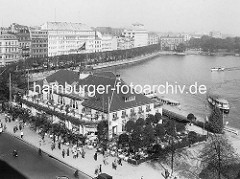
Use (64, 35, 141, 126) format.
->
(207, 95, 230, 114)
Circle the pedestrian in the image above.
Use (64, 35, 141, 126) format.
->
(94, 152, 97, 161)
(74, 170, 79, 178)
(51, 143, 55, 151)
(94, 168, 99, 176)
(141, 176, 143, 179)
(76, 152, 79, 158)
(42, 134, 45, 142)
(82, 152, 85, 158)
(112, 161, 117, 170)
(67, 148, 70, 156)
(20, 130, 23, 139)
(99, 164, 102, 173)
(62, 149, 65, 158)
(58, 142, 61, 150)
(118, 158, 122, 166)
(53, 135, 56, 143)
(73, 150, 77, 159)
(38, 148, 42, 156)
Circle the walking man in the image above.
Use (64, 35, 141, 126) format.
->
(67, 148, 70, 156)
(62, 149, 65, 158)
(58, 142, 61, 150)
(20, 130, 23, 139)
(94, 152, 97, 161)
(99, 164, 102, 173)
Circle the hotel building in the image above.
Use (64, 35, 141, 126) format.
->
(41, 22, 95, 57)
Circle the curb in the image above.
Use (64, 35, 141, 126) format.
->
(4, 129, 94, 179)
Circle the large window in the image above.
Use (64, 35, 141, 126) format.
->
(112, 112, 118, 120)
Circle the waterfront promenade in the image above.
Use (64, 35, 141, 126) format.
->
(0, 113, 176, 179)
(29, 51, 161, 82)
(92, 52, 161, 70)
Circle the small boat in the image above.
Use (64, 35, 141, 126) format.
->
(211, 67, 225, 72)
(207, 95, 230, 114)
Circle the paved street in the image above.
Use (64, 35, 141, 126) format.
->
(0, 132, 90, 179)
(0, 113, 170, 179)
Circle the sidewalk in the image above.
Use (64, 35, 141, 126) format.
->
(0, 113, 174, 179)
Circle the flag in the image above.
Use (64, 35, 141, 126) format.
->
(77, 42, 86, 52)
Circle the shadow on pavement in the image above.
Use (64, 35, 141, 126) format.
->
(0, 159, 28, 179)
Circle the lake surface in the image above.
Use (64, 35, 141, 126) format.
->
(100, 55, 240, 129)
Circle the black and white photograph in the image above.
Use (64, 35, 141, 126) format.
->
(1, 0, 240, 179)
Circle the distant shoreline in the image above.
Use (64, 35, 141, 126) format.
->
(158, 50, 240, 57)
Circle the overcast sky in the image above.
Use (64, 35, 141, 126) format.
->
(1, 0, 240, 35)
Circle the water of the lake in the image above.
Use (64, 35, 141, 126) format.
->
(100, 55, 240, 129)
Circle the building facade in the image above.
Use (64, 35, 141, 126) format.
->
(0, 33, 19, 66)
(10, 23, 31, 59)
(96, 32, 118, 52)
(122, 23, 148, 48)
(117, 36, 134, 50)
(41, 22, 95, 57)
(23, 70, 162, 139)
(148, 32, 159, 45)
(94, 37, 102, 53)
(160, 35, 185, 50)
(29, 27, 48, 58)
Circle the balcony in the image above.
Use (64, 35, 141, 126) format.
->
(21, 98, 100, 125)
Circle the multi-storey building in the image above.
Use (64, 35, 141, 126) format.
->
(148, 32, 159, 45)
(96, 32, 118, 52)
(41, 22, 95, 57)
(160, 35, 185, 51)
(29, 27, 48, 58)
(23, 70, 162, 139)
(94, 37, 102, 53)
(117, 36, 134, 50)
(0, 33, 19, 66)
(123, 24, 148, 48)
(10, 23, 31, 59)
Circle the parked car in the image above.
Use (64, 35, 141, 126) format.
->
(97, 173, 112, 179)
